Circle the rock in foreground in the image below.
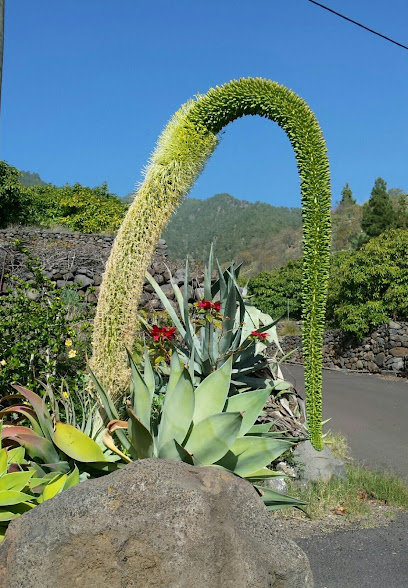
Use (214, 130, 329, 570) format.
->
(0, 459, 313, 588)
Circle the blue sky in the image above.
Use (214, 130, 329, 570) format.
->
(1, 0, 407, 206)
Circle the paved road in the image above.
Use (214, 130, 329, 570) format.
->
(281, 364, 408, 480)
(281, 364, 408, 588)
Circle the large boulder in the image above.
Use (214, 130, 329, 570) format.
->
(0, 459, 313, 588)
(294, 440, 347, 483)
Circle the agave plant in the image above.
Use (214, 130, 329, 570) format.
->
(143, 249, 306, 436)
(91, 349, 307, 511)
(0, 385, 119, 481)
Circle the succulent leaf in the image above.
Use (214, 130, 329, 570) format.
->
(184, 412, 242, 465)
(193, 355, 233, 424)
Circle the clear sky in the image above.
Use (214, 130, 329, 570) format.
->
(1, 0, 407, 206)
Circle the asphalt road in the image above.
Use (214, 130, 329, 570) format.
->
(281, 364, 408, 480)
(281, 364, 408, 588)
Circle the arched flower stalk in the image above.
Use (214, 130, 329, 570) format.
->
(91, 77, 331, 450)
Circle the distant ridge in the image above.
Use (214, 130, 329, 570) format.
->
(162, 193, 303, 267)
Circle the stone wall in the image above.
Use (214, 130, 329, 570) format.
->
(280, 322, 408, 376)
(0, 227, 205, 309)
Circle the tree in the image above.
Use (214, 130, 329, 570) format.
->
(393, 193, 408, 230)
(0, 160, 29, 228)
(339, 182, 355, 205)
(326, 229, 408, 338)
(91, 77, 332, 450)
(361, 178, 395, 238)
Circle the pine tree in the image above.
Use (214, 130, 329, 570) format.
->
(361, 177, 395, 238)
(340, 182, 356, 205)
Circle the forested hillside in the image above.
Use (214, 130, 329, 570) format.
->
(162, 193, 303, 266)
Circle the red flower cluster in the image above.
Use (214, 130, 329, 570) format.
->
(197, 300, 221, 312)
(149, 325, 176, 342)
(251, 330, 268, 340)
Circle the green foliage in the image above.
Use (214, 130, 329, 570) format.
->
(247, 260, 303, 321)
(93, 78, 331, 452)
(163, 193, 302, 264)
(361, 178, 396, 238)
(92, 350, 306, 512)
(25, 182, 127, 233)
(327, 229, 408, 337)
(0, 245, 91, 393)
(393, 192, 408, 230)
(0, 161, 31, 228)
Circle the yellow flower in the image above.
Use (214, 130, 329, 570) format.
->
(0, 359, 6, 366)
(65, 339, 73, 347)
(62, 391, 69, 399)
(68, 349, 77, 358)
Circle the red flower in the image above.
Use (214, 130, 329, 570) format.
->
(251, 330, 268, 340)
(149, 325, 176, 342)
(197, 300, 221, 312)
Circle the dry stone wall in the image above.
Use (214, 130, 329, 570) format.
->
(0, 227, 205, 308)
(280, 322, 408, 376)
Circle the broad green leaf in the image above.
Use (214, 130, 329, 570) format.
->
(2, 426, 60, 464)
(0, 406, 43, 436)
(185, 412, 242, 465)
(11, 385, 54, 441)
(127, 351, 152, 430)
(247, 423, 273, 434)
(0, 470, 34, 492)
(53, 422, 109, 463)
(6, 446, 26, 465)
(0, 490, 34, 506)
(0, 449, 7, 476)
(224, 388, 271, 436)
(193, 356, 233, 424)
(127, 407, 154, 459)
(244, 468, 285, 481)
(158, 439, 194, 464)
(255, 485, 307, 510)
(41, 473, 68, 501)
(63, 466, 80, 491)
(158, 369, 194, 450)
(217, 437, 292, 477)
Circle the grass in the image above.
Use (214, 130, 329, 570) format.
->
(279, 320, 302, 336)
(284, 433, 408, 521)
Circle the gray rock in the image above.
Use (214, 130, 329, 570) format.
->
(294, 441, 347, 483)
(390, 347, 408, 357)
(260, 477, 289, 494)
(0, 460, 313, 588)
(73, 274, 94, 288)
(375, 352, 386, 367)
(389, 321, 402, 330)
(25, 288, 40, 301)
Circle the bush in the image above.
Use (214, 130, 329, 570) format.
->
(247, 260, 303, 320)
(0, 161, 31, 228)
(0, 245, 92, 392)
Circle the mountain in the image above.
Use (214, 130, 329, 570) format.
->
(162, 193, 303, 271)
(19, 170, 48, 187)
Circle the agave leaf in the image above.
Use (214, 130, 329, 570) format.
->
(0, 490, 35, 506)
(2, 426, 60, 464)
(127, 351, 152, 430)
(204, 244, 214, 300)
(53, 422, 109, 463)
(217, 437, 293, 478)
(247, 423, 273, 434)
(245, 468, 286, 481)
(185, 412, 242, 465)
(88, 366, 119, 422)
(167, 351, 183, 396)
(0, 470, 34, 492)
(224, 388, 271, 436)
(158, 369, 194, 450)
(158, 438, 194, 464)
(126, 406, 154, 459)
(255, 485, 307, 508)
(11, 385, 54, 441)
(143, 347, 156, 398)
(193, 355, 233, 424)
(220, 279, 237, 355)
(145, 271, 186, 337)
